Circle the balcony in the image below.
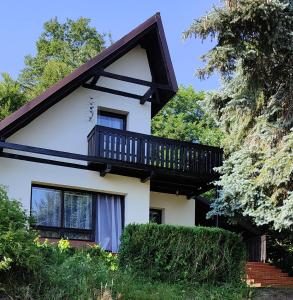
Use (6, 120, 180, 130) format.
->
(88, 125, 223, 196)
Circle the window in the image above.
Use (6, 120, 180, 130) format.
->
(97, 110, 126, 130)
(32, 186, 93, 240)
(31, 185, 124, 252)
(149, 208, 163, 224)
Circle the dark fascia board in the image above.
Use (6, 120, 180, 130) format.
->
(0, 13, 178, 138)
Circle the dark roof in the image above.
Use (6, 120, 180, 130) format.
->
(0, 13, 178, 138)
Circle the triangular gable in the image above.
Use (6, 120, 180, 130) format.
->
(0, 13, 177, 138)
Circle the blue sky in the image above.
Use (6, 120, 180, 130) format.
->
(0, 0, 221, 91)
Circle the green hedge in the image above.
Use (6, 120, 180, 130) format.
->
(119, 224, 246, 284)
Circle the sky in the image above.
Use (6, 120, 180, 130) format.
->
(0, 0, 222, 91)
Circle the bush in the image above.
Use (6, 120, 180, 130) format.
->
(0, 186, 39, 273)
(119, 224, 246, 284)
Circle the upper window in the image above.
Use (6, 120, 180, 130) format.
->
(31, 186, 93, 240)
(97, 110, 126, 130)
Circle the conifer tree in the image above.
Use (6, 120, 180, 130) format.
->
(185, 0, 293, 230)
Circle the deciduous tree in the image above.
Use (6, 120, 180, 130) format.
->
(152, 86, 223, 147)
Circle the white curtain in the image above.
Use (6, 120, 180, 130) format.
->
(95, 194, 122, 253)
(64, 192, 92, 229)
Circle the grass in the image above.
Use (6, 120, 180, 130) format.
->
(108, 272, 251, 300)
(1, 271, 251, 300)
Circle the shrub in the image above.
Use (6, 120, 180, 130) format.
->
(0, 186, 39, 272)
(33, 241, 115, 299)
(119, 224, 246, 284)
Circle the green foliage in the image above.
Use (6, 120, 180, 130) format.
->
(119, 223, 245, 284)
(35, 242, 109, 300)
(0, 186, 39, 272)
(185, 0, 293, 230)
(19, 17, 107, 99)
(267, 229, 293, 276)
(152, 86, 223, 147)
(0, 73, 27, 121)
(0, 17, 107, 122)
(0, 188, 247, 299)
(111, 272, 249, 300)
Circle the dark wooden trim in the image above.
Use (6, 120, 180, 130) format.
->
(153, 87, 161, 104)
(95, 69, 170, 90)
(0, 137, 4, 153)
(0, 131, 222, 196)
(100, 164, 112, 177)
(90, 74, 101, 85)
(0, 140, 220, 179)
(89, 125, 223, 151)
(0, 152, 91, 170)
(141, 170, 155, 183)
(140, 87, 154, 105)
(83, 84, 144, 101)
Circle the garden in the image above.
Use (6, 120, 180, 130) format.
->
(0, 187, 250, 300)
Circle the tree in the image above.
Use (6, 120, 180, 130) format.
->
(152, 86, 223, 147)
(0, 73, 27, 121)
(185, 0, 293, 230)
(19, 17, 107, 99)
(0, 17, 107, 121)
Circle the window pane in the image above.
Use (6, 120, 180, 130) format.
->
(149, 209, 162, 224)
(64, 192, 92, 229)
(32, 187, 61, 227)
(98, 114, 124, 130)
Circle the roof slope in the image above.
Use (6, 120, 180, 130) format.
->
(0, 13, 177, 138)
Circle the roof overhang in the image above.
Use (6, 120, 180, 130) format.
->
(0, 13, 178, 139)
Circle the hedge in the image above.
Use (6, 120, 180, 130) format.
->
(119, 224, 246, 284)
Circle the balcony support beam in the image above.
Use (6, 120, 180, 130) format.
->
(141, 170, 155, 183)
(100, 164, 112, 177)
(140, 87, 154, 105)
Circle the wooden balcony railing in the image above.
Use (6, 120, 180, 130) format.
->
(88, 125, 223, 176)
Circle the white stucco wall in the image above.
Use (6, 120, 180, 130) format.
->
(0, 158, 150, 225)
(150, 192, 195, 226)
(0, 45, 152, 225)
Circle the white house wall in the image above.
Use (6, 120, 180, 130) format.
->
(0, 45, 152, 225)
(150, 192, 195, 226)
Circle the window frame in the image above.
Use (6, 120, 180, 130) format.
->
(149, 208, 163, 224)
(30, 184, 125, 242)
(97, 110, 127, 131)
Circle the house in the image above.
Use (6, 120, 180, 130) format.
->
(0, 13, 222, 252)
